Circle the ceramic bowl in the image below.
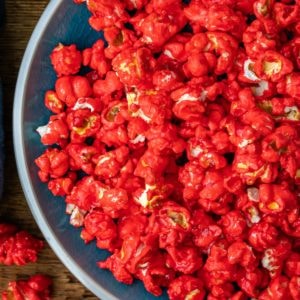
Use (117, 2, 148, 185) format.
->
(13, 1, 167, 299)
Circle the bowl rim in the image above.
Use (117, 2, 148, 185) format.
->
(13, 1, 118, 299)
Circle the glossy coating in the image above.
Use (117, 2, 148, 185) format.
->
(13, 0, 168, 299)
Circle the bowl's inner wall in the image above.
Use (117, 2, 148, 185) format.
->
(21, 1, 167, 299)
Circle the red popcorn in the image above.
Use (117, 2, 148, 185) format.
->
(187, 137, 227, 169)
(152, 69, 182, 91)
(131, 90, 173, 125)
(103, 26, 137, 59)
(284, 252, 300, 277)
(1, 274, 52, 300)
(158, 201, 191, 232)
(243, 20, 277, 58)
(209, 282, 236, 299)
(85, 0, 129, 31)
(81, 209, 117, 250)
(253, 50, 294, 82)
(97, 124, 129, 147)
(258, 275, 293, 300)
(241, 108, 275, 136)
(171, 88, 206, 122)
(37, 0, 300, 298)
(219, 210, 247, 242)
(289, 276, 300, 300)
(36, 113, 69, 147)
(277, 72, 300, 101)
(261, 237, 292, 278)
(281, 38, 300, 69)
(124, 0, 148, 10)
(67, 108, 101, 141)
(98, 252, 133, 284)
(94, 146, 129, 179)
(274, 2, 300, 28)
(55, 75, 92, 107)
(50, 43, 82, 77)
(205, 32, 238, 75)
(248, 221, 279, 251)
(134, 252, 176, 297)
(67, 143, 102, 174)
(101, 101, 128, 129)
(146, 123, 186, 155)
(99, 188, 129, 218)
(0, 224, 43, 266)
(236, 0, 256, 14)
(137, 3, 186, 49)
(204, 242, 238, 286)
(227, 241, 257, 269)
(258, 183, 297, 213)
(48, 171, 76, 196)
(93, 71, 123, 96)
(166, 245, 202, 274)
(253, 0, 274, 20)
(118, 214, 148, 240)
(133, 180, 174, 211)
(236, 268, 269, 298)
(44, 90, 65, 114)
(199, 169, 227, 202)
(167, 275, 205, 300)
(179, 160, 204, 205)
(65, 176, 106, 211)
(112, 47, 156, 87)
(184, 2, 246, 38)
(35, 148, 69, 182)
(82, 39, 110, 77)
(191, 210, 222, 249)
(134, 149, 169, 184)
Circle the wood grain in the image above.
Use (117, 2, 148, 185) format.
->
(0, 1, 98, 298)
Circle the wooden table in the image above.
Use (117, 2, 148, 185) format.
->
(0, 1, 98, 298)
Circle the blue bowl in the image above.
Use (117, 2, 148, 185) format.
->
(13, 1, 167, 299)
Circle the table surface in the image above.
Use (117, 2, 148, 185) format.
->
(0, 0, 98, 298)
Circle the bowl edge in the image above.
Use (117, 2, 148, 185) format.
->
(13, 1, 118, 299)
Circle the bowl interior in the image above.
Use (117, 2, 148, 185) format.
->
(14, 1, 168, 299)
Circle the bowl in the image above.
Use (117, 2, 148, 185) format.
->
(13, 1, 167, 299)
